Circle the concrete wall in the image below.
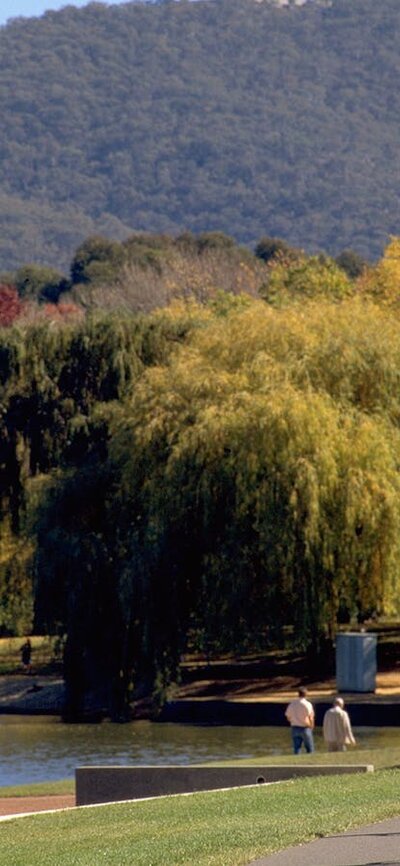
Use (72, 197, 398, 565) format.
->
(75, 764, 373, 806)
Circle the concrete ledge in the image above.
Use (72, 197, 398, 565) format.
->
(75, 764, 373, 806)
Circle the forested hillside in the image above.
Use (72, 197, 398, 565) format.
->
(1, 0, 400, 270)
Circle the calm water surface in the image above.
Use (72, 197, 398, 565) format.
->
(0, 718, 399, 786)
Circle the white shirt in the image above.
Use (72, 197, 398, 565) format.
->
(285, 696, 314, 727)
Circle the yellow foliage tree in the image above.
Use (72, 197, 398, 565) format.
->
(112, 298, 400, 656)
(357, 236, 400, 308)
(260, 254, 354, 306)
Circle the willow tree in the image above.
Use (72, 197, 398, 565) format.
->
(0, 307, 195, 531)
(30, 306, 208, 715)
(26, 296, 400, 713)
(111, 298, 400, 693)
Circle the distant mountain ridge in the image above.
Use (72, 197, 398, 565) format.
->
(0, 0, 399, 271)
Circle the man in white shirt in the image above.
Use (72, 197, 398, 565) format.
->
(323, 697, 356, 752)
(285, 686, 315, 754)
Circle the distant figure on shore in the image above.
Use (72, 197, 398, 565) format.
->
(323, 697, 356, 752)
(285, 686, 315, 754)
(20, 638, 32, 674)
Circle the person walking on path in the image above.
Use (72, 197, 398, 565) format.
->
(323, 696, 356, 752)
(285, 686, 315, 754)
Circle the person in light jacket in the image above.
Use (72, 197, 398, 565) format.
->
(323, 697, 356, 752)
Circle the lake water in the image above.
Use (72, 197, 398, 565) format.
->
(0, 718, 399, 787)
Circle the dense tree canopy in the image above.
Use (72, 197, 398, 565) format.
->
(2, 237, 400, 718)
(109, 300, 400, 669)
(1, 0, 400, 269)
(29, 299, 400, 713)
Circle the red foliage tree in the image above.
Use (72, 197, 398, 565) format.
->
(0, 285, 22, 326)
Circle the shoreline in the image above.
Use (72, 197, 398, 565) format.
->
(1, 671, 400, 723)
(0, 675, 65, 716)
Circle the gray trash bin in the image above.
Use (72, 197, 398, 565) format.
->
(336, 632, 377, 692)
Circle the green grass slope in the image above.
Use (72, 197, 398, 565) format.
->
(1, 770, 400, 866)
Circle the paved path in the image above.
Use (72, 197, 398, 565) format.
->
(0, 795, 75, 819)
(248, 816, 400, 866)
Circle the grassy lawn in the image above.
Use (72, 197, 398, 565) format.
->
(0, 768, 399, 866)
(224, 743, 400, 769)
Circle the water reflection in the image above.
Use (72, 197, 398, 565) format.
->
(0, 718, 398, 786)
